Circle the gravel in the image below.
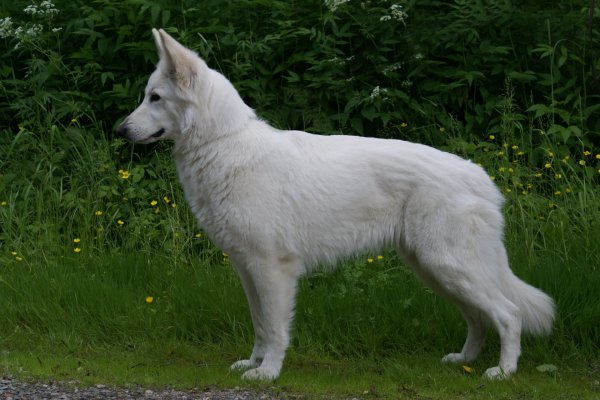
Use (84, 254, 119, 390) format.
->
(0, 375, 298, 400)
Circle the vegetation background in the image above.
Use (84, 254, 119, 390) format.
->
(0, 0, 599, 398)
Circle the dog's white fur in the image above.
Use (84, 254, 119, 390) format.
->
(117, 29, 555, 381)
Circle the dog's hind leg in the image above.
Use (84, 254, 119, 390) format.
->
(442, 303, 488, 364)
(422, 262, 522, 379)
(424, 265, 522, 379)
(238, 261, 299, 381)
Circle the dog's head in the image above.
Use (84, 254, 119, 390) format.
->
(116, 29, 208, 144)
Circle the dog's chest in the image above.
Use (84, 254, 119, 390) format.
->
(174, 153, 244, 244)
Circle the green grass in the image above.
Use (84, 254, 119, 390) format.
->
(1, 342, 597, 399)
(0, 233, 599, 398)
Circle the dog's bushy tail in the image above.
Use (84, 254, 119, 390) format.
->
(505, 275, 556, 336)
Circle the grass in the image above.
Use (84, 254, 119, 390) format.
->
(0, 229, 599, 398)
(1, 342, 597, 399)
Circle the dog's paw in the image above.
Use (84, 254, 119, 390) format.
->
(241, 366, 279, 381)
(230, 359, 258, 371)
(483, 366, 513, 380)
(441, 353, 466, 364)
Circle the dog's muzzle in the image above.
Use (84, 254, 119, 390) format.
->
(116, 122, 165, 142)
(116, 121, 129, 138)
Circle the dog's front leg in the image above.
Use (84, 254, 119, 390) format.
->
(235, 261, 299, 381)
(230, 265, 267, 372)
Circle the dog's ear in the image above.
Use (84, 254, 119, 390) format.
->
(153, 28, 199, 89)
(152, 28, 166, 60)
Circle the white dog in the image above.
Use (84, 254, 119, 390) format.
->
(117, 29, 555, 381)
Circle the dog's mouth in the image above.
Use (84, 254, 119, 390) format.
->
(151, 128, 166, 138)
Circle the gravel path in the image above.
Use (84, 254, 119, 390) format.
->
(0, 376, 300, 400)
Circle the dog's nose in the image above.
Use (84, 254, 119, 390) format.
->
(116, 122, 128, 138)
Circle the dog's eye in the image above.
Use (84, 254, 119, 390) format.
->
(149, 93, 161, 102)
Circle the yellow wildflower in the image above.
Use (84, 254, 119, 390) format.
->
(367, 258, 374, 263)
(1, 201, 7, 207)
(377, 255, 384, 260)
(195, 233, 202, 238)
(489, 134, 495, 140)
(400, 122, 408, 128)
(15, 256, 23, 262)
(74, 247, 81, 253)
(95, 210, 103, 216)
(578, 160, 585, 166)
(439, 127, 446, 133)
(163, 196, 171, 204)
(150, 200, 158, 206)
(73, 238, 81, 243)
(544, 163, 551, 169)
(117, 220, 124, 226)
(145, 296, 154, 304)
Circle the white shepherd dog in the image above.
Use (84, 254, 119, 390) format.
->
(117, 29, 555, 381)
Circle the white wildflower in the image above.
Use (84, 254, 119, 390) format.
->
(25, 24, 43, 37)
(380, 15, 392, 22)
(390, 4, 408, 24)
(383, 62, 402, 75)
(370, 85, 387, 100)
(0, 17, 14, 38)
(23, 1, 59, 16)
(325, 0, 350, 12)
(24, 5, 39, 15)
(40, 0, 59, 15)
